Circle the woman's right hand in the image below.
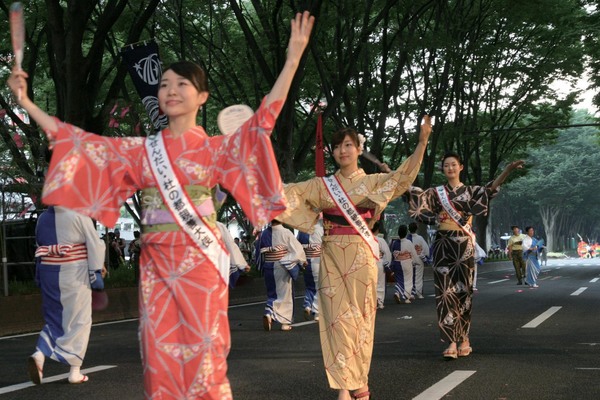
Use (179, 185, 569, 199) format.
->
(7, 67, 29, 104)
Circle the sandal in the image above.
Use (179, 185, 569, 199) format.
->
(68, 375, 89, 384)
(27, 355, 43, 385)
(352, 390, 370, 399)
(458, 345, 473, 357)
(280, 324, 292, 331)
(443, 347, 458, 360)
(262, 315, 272, 332)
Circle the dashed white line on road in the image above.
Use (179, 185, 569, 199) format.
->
(412, 370, 476, 400)
(571, 287, 588, 296)
(0, 365, 116, 395)
(590, 278, 599, 283)
(488, 279, 509, 284)
(522, 306, 562, 328)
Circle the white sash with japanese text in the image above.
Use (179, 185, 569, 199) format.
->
(435, 185, 476, 246)
(322, 175, 379, 259)
(145, 131, 230, 284)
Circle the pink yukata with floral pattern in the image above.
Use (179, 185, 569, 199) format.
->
(41, 98, 286, 399)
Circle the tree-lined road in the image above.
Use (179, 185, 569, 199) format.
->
(1, 259, 599, 399)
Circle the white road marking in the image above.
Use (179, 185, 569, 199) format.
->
(412, 370, 476, 400)
(489, 279, 509, 284)
(229, 295, 305, 309)
(522, 306, 562, 328)
(590, 278, 599, 283)
(0, 365, 116, 395)
(290, 320, 317, 327)
(571, 287, 588, 296)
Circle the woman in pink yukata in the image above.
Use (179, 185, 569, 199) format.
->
(8, 11, 315, 400)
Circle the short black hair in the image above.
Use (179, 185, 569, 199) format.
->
(408, 222, 418, 233)
(441, 152, 462, 171)
(372, 221, 380, 233)
(397, 224, 408, 239)
(163, 60, 209, 94)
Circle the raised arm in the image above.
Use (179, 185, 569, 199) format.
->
(7, 67, 57, 133)
(265, 11, 315, 108)
(404, 115, 432, 173)
(490, 160, 525, 192)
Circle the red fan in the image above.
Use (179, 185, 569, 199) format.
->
(9, 2, 25, 99)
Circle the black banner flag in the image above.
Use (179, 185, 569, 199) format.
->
(121, 40, 168, 131)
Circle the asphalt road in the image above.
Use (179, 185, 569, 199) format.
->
(1, 258, 599, 400)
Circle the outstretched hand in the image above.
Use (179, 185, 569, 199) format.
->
(7, 67, 30, 105)
(286, 11, 315, 65)
(506, 160, 525, 172)
(419, 115, 432, 144)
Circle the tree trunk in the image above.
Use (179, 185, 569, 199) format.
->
(539, 205, 559, 252)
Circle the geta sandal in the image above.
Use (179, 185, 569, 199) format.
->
(352, 390, 370, 399)
(68, 375, 89, 384)
(27, 356, 43, 385)
(458, 345, 472, 357)
(443, 347, 458, 359)
(262, 315, 272, 332)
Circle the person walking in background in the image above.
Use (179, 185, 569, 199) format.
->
(406, 152, 524, 360)
(8, 11, 315, 398)
(507, 225, 527, 284)
(389, 225, 422, 304)
(523, 226, 542, 288)
(297, 218, 324, 321)
(407, 222, 430, 299)
(217, 222, 250, 288)
(277, 117, 431, 400)
(256, 219, 307, 331)
(29, 206, 106, 385)
(372, 221, 392, 309)
(128, 230, 141, 283)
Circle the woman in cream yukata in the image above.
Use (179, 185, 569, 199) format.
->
(278, 120, 431, 400)
(8, 12, 314, 400)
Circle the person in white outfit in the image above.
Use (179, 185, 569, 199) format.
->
(389, 225, 423, 304)
(216, 221, 250, 288)
(29, 206, 106, 385)
(372, 221, 391, 309)
(256, 219, 306, 331)
(407, 222, 430, 299)
(297, 219, 324, 321)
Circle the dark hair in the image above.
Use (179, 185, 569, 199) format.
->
(441, 152, 462, 171)
(525, 226, 534, 234)
(163, 61, 209, 94)
(372, 221, 381, 233)
(133, 230, 140, 238)
(511, 225, 520, 230)
(331, 127, 360, 149)
(408, 222, 418, 233)
(397, 224, 408, 239)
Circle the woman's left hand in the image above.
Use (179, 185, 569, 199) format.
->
(419, 115, 432, 144)
(506, 160, 525, 172)
(287, 11, 315, 65)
